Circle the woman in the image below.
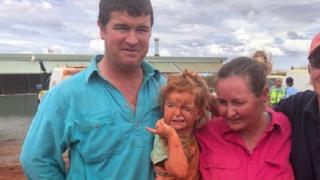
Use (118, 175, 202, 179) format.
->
(196, 57, 294, 179)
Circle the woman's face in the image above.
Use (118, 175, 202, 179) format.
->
(215, 76, 267, 134)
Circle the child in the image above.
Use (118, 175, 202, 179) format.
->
(146, 70, 210, 180)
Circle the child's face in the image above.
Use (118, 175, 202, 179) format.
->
(163, 90, 200, 136)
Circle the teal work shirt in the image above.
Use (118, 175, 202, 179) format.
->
(20, 55, 166, 180)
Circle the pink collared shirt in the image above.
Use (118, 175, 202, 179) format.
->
(196, 109, 294, 180)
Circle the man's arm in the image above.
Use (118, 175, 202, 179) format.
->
(20, 92, 69, 179)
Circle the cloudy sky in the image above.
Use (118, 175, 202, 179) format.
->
(1, 0, 320, 70)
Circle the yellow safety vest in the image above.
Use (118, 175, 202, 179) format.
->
(269, 86, 285, 105)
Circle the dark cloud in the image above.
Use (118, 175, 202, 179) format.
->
(268, 2, 320, 24)
(286, 31, 306, 40)
(274, 37, 285, 44)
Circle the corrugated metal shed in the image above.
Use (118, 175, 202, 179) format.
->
(0, 54, 226, 74)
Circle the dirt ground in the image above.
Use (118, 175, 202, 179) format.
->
(0, 140, 25, 180)
(0, 116, 33, 180)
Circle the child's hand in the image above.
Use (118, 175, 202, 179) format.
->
(146, 118, 176, 140)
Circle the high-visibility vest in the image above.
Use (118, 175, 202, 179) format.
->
(269, 86, 285, 105)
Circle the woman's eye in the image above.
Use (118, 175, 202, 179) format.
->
(217, 99, 227, 105)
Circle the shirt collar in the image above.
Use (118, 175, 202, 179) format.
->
(304, 93, 319, 115)
(84, 55, 161, 83)
(264, 107, 284, 133)
(83, 54, 102, 83)
(141, 60, 161, 81)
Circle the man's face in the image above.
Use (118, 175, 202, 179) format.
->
(99, 11, 152, 71)
(274, 78, 282, 88)
(309, 50, 320, 96)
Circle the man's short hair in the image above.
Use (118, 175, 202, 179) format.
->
(286, 77, 294, 86)
(98, 0, 154, 26)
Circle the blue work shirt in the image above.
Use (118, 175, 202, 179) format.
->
(285, 86, 298, 98)
(20, 55, 166, 180)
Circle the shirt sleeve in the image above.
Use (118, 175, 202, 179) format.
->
(20, 90, 70, 179)
(273, 95, 295, 123)
(151, 135, 168, 165)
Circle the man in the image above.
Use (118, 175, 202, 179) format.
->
(285, 76, 298, 98)
(275, 32, 320, 180)
(20, 0, 165, 179)
(269, 77, 285, 105)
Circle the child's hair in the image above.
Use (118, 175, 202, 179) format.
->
(160, 70, 210, 127)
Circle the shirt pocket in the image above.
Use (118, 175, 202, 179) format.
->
(203, 151, 241, 179)
(261, 158, 294, 180)
(73, 111, 125, 163)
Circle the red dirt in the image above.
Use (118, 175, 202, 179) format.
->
(0, 140, 25, 180)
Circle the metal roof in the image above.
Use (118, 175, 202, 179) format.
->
(0, 54, 226, 74)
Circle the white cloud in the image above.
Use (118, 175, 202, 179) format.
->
(282, 39, 310, 53)
(89, 39, 104, 53)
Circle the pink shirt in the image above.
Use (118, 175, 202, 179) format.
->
(196, 109, 294, 180)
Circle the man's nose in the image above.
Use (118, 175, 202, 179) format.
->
(126, 31, 139, 45)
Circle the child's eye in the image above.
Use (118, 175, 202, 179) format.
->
(166, 102, 175, 108)
(183, 107, 192, 112)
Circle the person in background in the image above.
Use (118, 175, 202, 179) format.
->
(252, 50, 272, 74)
(269, 77, 285, 105)
(147, 70, 210, 180)
(196, 57, 294, 180)
(20, 0, 166, 179)
(285, 77, 298, 98)
(275, 32, 320, 180)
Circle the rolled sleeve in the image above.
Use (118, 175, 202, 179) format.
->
(20, 91, 69, 180)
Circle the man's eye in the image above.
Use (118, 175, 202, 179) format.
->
(114, 25, 128, 31)
(138, 28, 148, 32)
(137, 27, 150, 34)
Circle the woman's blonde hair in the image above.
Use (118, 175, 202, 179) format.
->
(252, 50, 272, 74)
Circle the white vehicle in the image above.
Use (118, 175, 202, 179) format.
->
(49, 66, 85, 89)
(38, 66, 86, 102)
